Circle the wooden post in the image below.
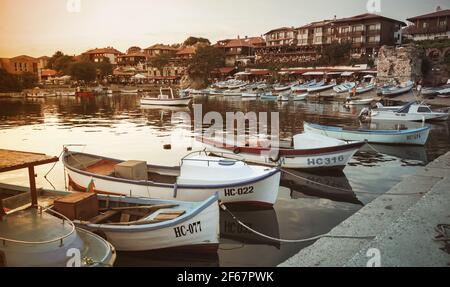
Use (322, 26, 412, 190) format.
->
(28, 166, 38, 208)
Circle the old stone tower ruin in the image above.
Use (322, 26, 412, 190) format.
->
(377, 45, 423, 85)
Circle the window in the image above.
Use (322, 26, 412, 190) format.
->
(352, 37, 362, 43)
(418, 107, 431, 113)
(340, 27, 350, 33)
(368, 23, 381, 31)
(315, 27, 322, 34)
(353, 25, 364, 32)
(439, 20, 447, 27)
(422, 22, 428, 29)
(368, 35, 380, 43)
(315, 36, 322, 43)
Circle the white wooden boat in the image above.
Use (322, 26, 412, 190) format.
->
(438, 87, 450, 98)
(291, 81, 317, 93)
(274, 82, 296, 92)
(356, 83, 376, 94)
(222, 89, 242, 97)
(242, 91, 261, 98)
(344, 98, 374, 106)
(278, 92, 291, 102)
(59, 192, 218, 252)
(380, 81, 414, 97)
(360, 102, 450, 122)
(199, 134, 365, 171)
(307, 81, 337, 93)
(293, 93, 308, 101)
(304, 122, 431, 146)
(260, 92, 278, 101)
(141, 87, 192, 106)
(63, 150, 280, 207)
(58, 91, 76, 96)
(333, 82, 356, 93)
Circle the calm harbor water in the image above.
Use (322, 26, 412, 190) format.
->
(0, 94, 449, 266)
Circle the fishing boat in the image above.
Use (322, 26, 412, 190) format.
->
(0, 150, 116, 267)
(307, 81, 337, 93)
(379, 81, 414, 97)
(58, 91, 76, 96)
(291, 80, 317, 93)
(222, 89, 242, 97)
(63, 149, 280, 207)
(304, 122, 431, 146)
(140, 87, 192, 106)
(333, 82, 356, 93)
(359, 102, 450, 122)
(241, 91, 261, 98)
(438, 87, 450, 98)
(293, 93, 308, 101)
(273, 82, 296, 92)
(355, 83, 376, 94)
(260, 92, 278, 101)
(344, 98, 374, 106)
(199, 134, 365, 171)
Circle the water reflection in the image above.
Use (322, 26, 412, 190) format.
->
(0, 94, 449, 266)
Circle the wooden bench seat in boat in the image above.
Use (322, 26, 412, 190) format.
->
(89, 210, 121, 224)
(153, 211, 186, 222)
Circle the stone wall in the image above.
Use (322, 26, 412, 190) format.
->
(377, 45, 423, 84)
(424, 47, 450, 86)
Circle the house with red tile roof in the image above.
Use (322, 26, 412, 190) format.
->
(214, 36, 266, 66)
(82, 47, 123, 64)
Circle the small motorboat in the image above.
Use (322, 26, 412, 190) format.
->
(379, 81, 414, 97)
(291, 80, 317, 93)
(260, 92, 278, 101)
(140, 87, 192, 106)
(307, 81, 337, 93)
(63, 149, 280, 207)
(437, 87, 450, 98)
(293, 93, 308, 101)
(355, 83, 376, 94)
(359, 102, 450, 122)
(333, 82, 356, 93)
(304, 122, 431, 146)
(344, 97, 374, 106)
(199, 133, 365, 171)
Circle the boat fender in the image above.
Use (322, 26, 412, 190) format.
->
(269, 153, 281, 163)
(173, 183, 178, 198)
(233, 147, 241, 154)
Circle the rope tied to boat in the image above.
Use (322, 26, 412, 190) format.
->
(219, 203, 375, 243)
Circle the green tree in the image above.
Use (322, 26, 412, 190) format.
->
(69, 61, 97, 82)
(183, 36, 211, 46)
(187, 46, 225, 83)
(148, 52, 175, 70)
(19, 72, 37, 89)
(95, 57, 113, 78)
(0, 69, 22, 92)
(47, 51, 74, 74)
(319, 41, 352, 66)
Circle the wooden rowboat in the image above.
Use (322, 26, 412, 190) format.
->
(63, 150, 280, 207)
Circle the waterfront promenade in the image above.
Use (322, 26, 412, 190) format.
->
(280, 152, 450, 267)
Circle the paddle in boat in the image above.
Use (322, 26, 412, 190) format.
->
(304, 122, 431, 146)
(199, 134, 365, 171)
(140, 87, 192, 106)
(359, 102, 450, 122)
(63, 149, 280, 207)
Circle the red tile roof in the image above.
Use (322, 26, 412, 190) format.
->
(118, 53, 147, 58)
(176, 46, 196, 55)
(407, 9, 450, 22)
(83, 47, 123, 55)
(145, 44, 177, 51)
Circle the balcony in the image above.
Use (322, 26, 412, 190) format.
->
(408, 25, 449, 35)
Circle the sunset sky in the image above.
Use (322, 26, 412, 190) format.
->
(0, 0, 447, 57)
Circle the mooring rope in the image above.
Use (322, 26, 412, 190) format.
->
(220, 204, 375, 243)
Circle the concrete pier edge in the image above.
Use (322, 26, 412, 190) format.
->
(279, 152, 450, 267)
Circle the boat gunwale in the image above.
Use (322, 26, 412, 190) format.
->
(304, 122, 431, 136)
(63, 151, 280, 190)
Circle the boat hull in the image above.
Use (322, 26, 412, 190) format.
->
(370, 111, 449, 122)
(304, 123, 431, 146)
(77, 196, 220, 252)
(200, 138, 364, 170)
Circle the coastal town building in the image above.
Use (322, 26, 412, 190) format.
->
(214, 36, 265, 67)
(0, 55, 45, 81)
(143, 44, 177, 58)
(405, 8, 450, 41)
(255, 13, 406, 65)
(82, 47, 123, 64)
(117, 53, 148, 68)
